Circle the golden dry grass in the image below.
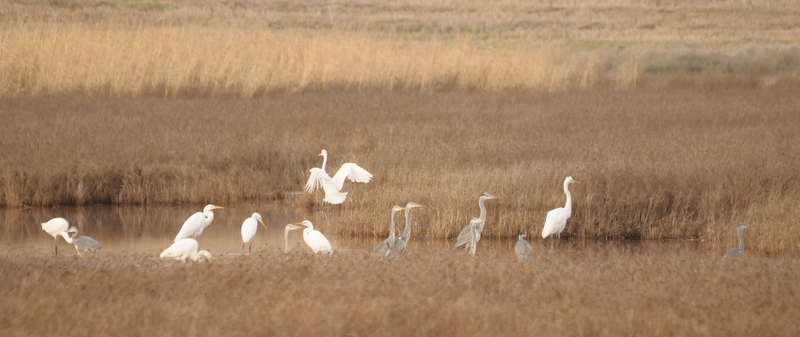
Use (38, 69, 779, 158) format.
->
(2, 85, 800, 253)
(1, 0, 798, 96)
(1, 244, 798, 336)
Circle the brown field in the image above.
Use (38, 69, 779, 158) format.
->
(2, 243, 799, 336)
(3, 1, 798, 335)
(1, 0, 799, 95)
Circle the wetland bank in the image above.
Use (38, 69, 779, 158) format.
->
(2, 0, 800, 335)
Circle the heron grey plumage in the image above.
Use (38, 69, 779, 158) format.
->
(371, 205, 406, 257)
(383, 202, 424, 259)
(454, 193, 500, 254)
(63, 226, 102, 257)
(515, 232, 533, 260)
(724, 222, 751, 259)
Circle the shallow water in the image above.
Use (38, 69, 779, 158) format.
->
(1, 204, 711, 259)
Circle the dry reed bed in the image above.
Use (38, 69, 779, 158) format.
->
(2, 85, 800, 252)
(1, 246, 797, 336)
(1, 0, 799, 96)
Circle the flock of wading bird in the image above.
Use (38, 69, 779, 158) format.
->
(39, 150, 754, 262)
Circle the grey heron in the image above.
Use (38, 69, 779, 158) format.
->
(371, 205, 405, 257)
(454, 193, 500, 254)
(724, 222, 752, 259)
(515, 232, 533, 260)
(383, 202, 425, 259)
(63, 226, 102, 257)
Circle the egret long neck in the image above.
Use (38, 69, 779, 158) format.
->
(563, 181, 573, 217)
(204, 210, 215, 226)
(737, 226, 745, 250)
(321, 152, 328, 172)
(60, 231, 74, 244)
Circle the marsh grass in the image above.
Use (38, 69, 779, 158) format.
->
(2, 86, 800, 252)
(1, 244, 798, 336)
(1, 0, 799, 96)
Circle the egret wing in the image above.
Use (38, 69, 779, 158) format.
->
(305, 168, 327, 193)
(241, 217, 257, 243)
(305, 231, 333, 254)
(161, 238, 198, 261)
(541, 208, 568, 239)
(174, 212, 205, 242)
(331, 163, 373, 190)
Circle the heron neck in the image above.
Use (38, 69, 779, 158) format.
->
(402, 207, 413, 239)
(321, 153, 328, 172)
(284, 228, 292, 252)
(478, 197, 487, 220)
(389, 209, 399, 241)
(204, 211, 215, 225)
(738, 226, 745, 250)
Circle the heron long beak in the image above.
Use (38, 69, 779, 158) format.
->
(286, 224, 304, 230)
(411, 204, 424, 208)
(293, 222, 309, 227)
(214, 206, 225, 209)
(259, 220, 267, 230)
(574, 180, 582, 184)
(317, 153, 324, 156)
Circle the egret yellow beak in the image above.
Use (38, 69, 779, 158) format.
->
(259, 220, 267, 230)
(574, 180, 582, 184)
(214, 206, 225, 209)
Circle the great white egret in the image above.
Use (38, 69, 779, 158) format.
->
(290, 220, 333, 254)
(515, 232, 533, 260)
(371, 205, 405, 257)
(41, 217, 69, 255)
(174, 204, 224, 242)
(63, 226, 102, 257)
(724, 222, 752, 259)
(305, 149, 373, 204)
(383, 202, 425, 259)
(241, 212, 267, 254)
(160, 238, 212, 262)
(454, 193, 500, 254)
(541, 177, 581, 241)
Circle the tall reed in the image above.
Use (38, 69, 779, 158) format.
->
(2, 86, 799, 252)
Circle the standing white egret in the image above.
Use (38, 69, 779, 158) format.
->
(383, 202, 425, 259)
(160, 238, 212, 262)
(515, 232, 533, 260)
(241, 213, 267, 254)
(63, 226, 102, 257)
(305, 149, 373, 204)
(454, 193, 500, 254)
(293, 220, 334, 254)
(541, 177, 581, 241)
(41, 217, 69, 255)
(174, 204, 224, 242)
(724, 222, 752, 259)
(371, 205, 405, 257)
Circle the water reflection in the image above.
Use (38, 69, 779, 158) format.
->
(1, 204, 706, 257)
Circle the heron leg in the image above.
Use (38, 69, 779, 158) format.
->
(248, 242, 252, 255)
(241, 243, 245, 254)
(54, 238, 59, 256)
